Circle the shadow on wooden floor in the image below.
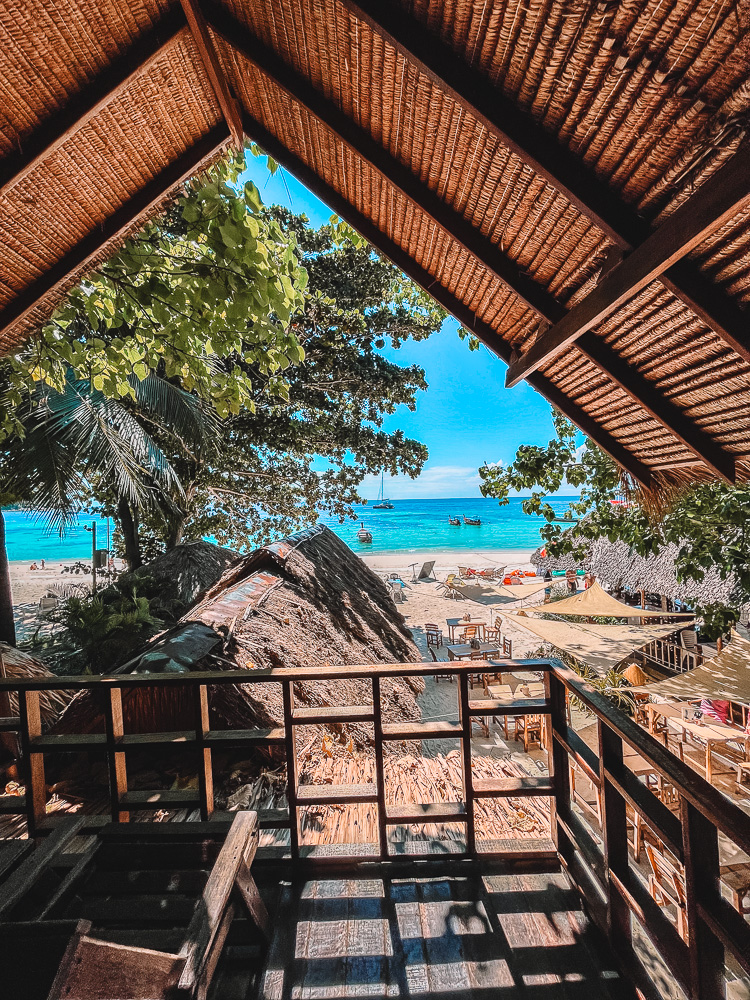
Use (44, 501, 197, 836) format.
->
(250, 867, 637, 1000)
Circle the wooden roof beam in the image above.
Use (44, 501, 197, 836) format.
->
(206, 2, 735, 483)
(338, 0, 750, 365)
(238, 107, 655, 488)
(0, 126, 229, 345)
(0, 9, 188, 198)
(179, 0, 244, 150)
(506, 149, 750, 391)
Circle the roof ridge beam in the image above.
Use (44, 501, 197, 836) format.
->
(0, 9, 188, 198)
(205, 3, 735, 482)
(337, 0, 750, 365)
(179, 0, 244, 149)
(238, 107, 654, 488)
(0, 126, 229, 345)
(506, 149, 750, 393)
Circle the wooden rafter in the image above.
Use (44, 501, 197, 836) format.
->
(205, 2, 732, 482)
(238, 108, 654, 488)
(507, 148, 750, 391)
(338, 0, 750, 366)
(179, 0, 244, 150)
(0, 9, 188, 198)
(0, 126, 230, 344)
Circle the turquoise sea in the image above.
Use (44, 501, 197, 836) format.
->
(2, 497, 575, 562)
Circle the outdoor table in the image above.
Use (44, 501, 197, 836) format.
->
(719, 862, 750, 914)
(446, 643, 499, 661)
(446, 618, 486, 642)
(647, 703, 745, 782)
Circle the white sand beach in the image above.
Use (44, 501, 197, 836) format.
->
(359, 549, 534, 575)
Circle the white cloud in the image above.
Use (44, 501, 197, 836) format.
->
(360, 465, 483, 500)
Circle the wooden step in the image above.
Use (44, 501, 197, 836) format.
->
(120, 789, 201, 809)
(381, 721, 463, 740)
(204, 728, 285, 747)
(473, 776, 554, 797)
(296, 783, 378, 805)
(0, 793, 26, 814)
(385, 801, 467, 824)
(298, 843, 380, 861)
(468, 697, 549, 716)
(0, 716, 20, 732)
(291, 706, 374, 725)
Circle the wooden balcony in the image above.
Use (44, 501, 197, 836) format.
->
(0, 659, 748, 999)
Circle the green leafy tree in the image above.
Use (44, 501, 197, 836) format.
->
(100, 208, 445, 552)
(480, 412, 749, 639)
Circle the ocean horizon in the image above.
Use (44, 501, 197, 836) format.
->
(3, 497, 575, 562)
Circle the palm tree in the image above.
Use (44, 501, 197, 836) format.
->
(0, 370, 216, 644)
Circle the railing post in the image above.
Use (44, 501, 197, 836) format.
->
(681, 799, 724, 999)
(282, 680, 299, 859)
(19, 690, 46, 837)
(103, 686, 129, 822)
(598, 722, 631, 949)
(548, 672, 571, 850)
(458, 671, 475, 854)
(371, 676, 388, 859)
(195, 684, 214, 820)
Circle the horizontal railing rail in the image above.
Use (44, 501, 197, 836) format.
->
(0, 657, 747, 999)
(641, 637, 703, 673)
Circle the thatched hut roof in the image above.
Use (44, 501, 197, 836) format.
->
(0, 643, 73, 726)
(122, 540, 239, 612)
(54, 526, 423, 743)
(533, 536, 750, 624)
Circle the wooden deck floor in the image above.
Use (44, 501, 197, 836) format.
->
(247, 867, 637, 1000)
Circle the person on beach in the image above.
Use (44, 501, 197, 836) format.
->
(565, 568, 577, 594)
(29, 562, 38, 571)
(40, 559, 45, 569)
(544, 569, 553, 603)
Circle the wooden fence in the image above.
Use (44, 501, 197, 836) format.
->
(0, 658, 748, 999)
(641, 637, 704, 673)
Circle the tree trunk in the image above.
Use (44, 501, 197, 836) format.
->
(165, 514, 186, 550)
(0, 509, 17, 645)
(117, 498, 142, 570)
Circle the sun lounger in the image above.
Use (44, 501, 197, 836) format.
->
(416, 560, 435, 580)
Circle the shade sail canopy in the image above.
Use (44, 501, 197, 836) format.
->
(500, 613, 688, 675)
(1, 2, 750, 491)
(638, 632, 750, 706)
(528, 583, 694, 619)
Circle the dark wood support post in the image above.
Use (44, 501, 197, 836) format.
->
(548, 673, 571, 850)
(458, 672, 475, 854)
(19, 690, 46, 838)
(598, 723, 631, 948)
(681, 800, 724, 999)
(371, 676, 388, 860)
(103, 686, 129, 823)
(282, 680, 299, 859)
(195, 684, 214, 820)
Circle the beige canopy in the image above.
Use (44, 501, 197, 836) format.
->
(638, 632, 750, 706)
(526, 582, 693, 619)
(499, 612, 687, 675)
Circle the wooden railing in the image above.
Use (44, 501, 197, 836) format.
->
(0, 658, 748, 999)
(641, 637, 704, 673)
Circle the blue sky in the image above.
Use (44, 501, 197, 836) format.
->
(240, 153, 573, 499)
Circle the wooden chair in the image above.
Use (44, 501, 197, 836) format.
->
(425, 623, 443, 647)
(430, 646, 453, 682)
(502, 636, 513, 658)
(514, 714, 543, 751)
(645, 844, 688, 940)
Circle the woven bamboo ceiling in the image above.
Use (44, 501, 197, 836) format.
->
(2, 1, 750, 491)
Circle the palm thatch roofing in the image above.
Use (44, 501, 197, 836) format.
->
(53, 524, 423, 743)
(2, 2, 750, 495)
(533, 538, 750, 623)
(0, 643, 73, 726)
(123, 539, 239, 610)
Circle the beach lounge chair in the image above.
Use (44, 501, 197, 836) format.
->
(417, 560, 436, 580)
(437, 574, 465, 599)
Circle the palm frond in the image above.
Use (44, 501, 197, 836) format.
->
(129, 373, 220, 455)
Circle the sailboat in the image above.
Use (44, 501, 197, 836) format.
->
(373, 471, 394, 509)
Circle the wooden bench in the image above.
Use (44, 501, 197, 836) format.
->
(0, 812, 269, 1000)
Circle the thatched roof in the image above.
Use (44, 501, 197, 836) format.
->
(54, 525, 423, 742)
(3, 2, 750, 493)
(123, 539, 239, 611)
(0, 643, 73, 727)
(533, 537, 750, 623)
